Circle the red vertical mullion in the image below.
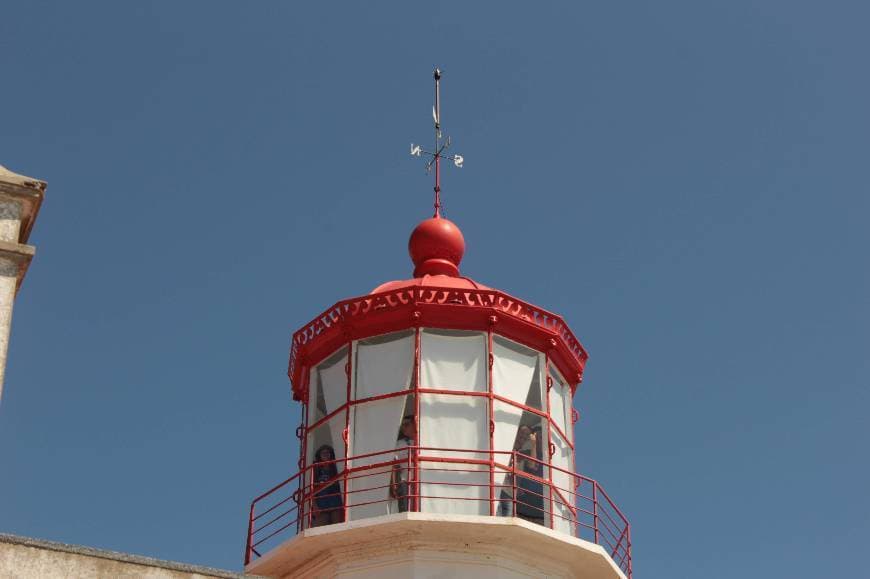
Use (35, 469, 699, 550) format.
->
(569, 381, 578, 536)
(413, 325, 421, 512)
(592, 482, 600, 545)
(296, 366, 311, 533)
(300, 366, 313, 531)
(342, 341, 352, 523)
(545, 353, 555, 531)
(297, 398, 307, 532)
(487, 329, 495, 516)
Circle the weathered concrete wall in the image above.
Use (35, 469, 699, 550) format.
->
(0, 534, 246, 579)
(294, 547, 556, 578)
(0, 258, 19, 394)
(0, 201, 21, 244)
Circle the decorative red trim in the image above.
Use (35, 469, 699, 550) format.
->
(288, 286, 588, 400)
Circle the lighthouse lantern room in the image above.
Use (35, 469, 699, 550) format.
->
(245, 71, 631, 579)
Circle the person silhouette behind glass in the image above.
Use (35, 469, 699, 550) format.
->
(390, 416, 416, 512)
(312, 444, 344, 526)
(513, 425, 545, 525)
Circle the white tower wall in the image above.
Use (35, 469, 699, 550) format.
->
(246, 513, 627, 579)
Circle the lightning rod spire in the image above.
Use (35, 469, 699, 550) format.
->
(410, 68, 464, 218)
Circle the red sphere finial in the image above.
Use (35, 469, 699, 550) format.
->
(408, 216, 465, 277)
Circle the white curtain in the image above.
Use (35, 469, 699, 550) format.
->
(491, 338, 543, 517)
(355, 332, 414, 399)
(560, 377, 573, 444)
(347, 397, 407, 521)
(421, 330, 486, 392)
(419, 461, 489, 515)
(553, 493, 574, 536)
(548, 369, 568, 435)
(550, 428, 575, 536)
(492, 337, 539, 404)
(419, 393, 488, 515)
(492, 400, 523, 502)
(316, 353, 348, 458)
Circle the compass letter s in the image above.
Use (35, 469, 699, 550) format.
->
(453, 155, 464, 168)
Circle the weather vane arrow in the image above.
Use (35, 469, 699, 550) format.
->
(410, 68, 464, 217)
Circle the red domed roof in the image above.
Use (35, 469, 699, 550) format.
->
(371, 274, 488, 294)
(371, 215, 486, 294)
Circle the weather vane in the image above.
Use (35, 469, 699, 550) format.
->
(410, 68, 464, 218)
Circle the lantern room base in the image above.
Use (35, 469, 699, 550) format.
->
(245, 513, 626, 579)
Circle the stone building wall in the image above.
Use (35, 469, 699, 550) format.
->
(0, 534, 248, 579)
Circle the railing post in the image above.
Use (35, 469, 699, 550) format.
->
(548, 442, 555, 530)
(306, 466, 314, 530)
(592, 481, 600, 545)
(343, 342, 352, 522)
(410, 445, 418, 512)
(511, 451, 517, 517)
(297, 385, 308, 534)
(544, 356, 555, 531)
(626, 523, 632, 579)
(244, 502, 255, 566)
(342, 429, 350, 523)
(413, 326, 421, 514)
(487, 329, 495, 517)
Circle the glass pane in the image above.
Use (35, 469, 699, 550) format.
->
(492, 336, 542, 409)
(346, 396, 409, 521)
(307, 413, 346, 467)
(418, 460, 489, 516)
(512, 414, 547, 526)
(304, 414, 346, 528)
(493, 400, 523, 456)
(548, 368, 570, 436)
(553, 493, 575, 537)
(354, 331, 414, 400)
(550, 428, 575, 535)
(550, 428, 573, 507)
(309, 349, 348, 423)
(420, 329, 487, 392)
(420, 393, 488, 454)
(492, 399, 523, 503)
(419, 393, 489, 515)
(561, 381, 573, 444)
(495, 464, 513, 517)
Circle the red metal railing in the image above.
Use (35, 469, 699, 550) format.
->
(244, 447, 631, 578)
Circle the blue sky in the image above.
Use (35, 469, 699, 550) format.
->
(1, 1, 868, 575)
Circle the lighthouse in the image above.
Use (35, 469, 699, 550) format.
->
(244, 71, 631, 579)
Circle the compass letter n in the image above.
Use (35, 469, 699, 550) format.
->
(410, 144, 422, 157)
